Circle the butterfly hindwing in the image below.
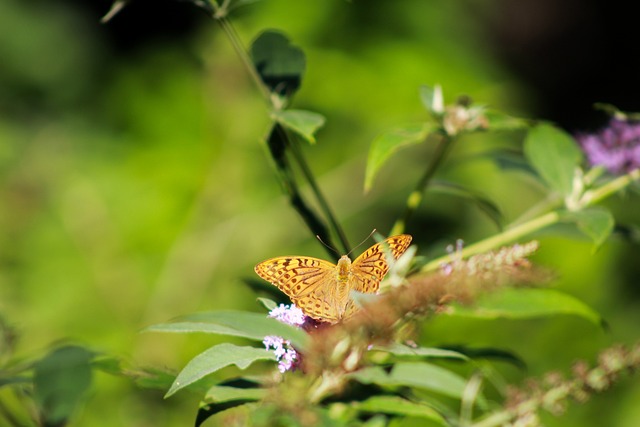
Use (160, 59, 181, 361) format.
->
(351, 234, 412, 293)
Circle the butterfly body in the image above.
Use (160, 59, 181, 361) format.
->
(255, 235, 412, 323)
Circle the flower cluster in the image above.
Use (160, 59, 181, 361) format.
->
(263, 304, 306, 372)
(577, 118, 640, 174)
(268, 303, 307, 327)
(440, 240, 539, 276)
(263, 335, 299, 373)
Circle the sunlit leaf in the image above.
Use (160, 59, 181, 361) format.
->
(365, 123, 436, 192)
(355, 396, 447, 425)
(33, 346, 93, 426)
(419, 85, 444, 115)
(448, 288, 604, 327)
(256, 297, 278, 311)
(145, 310, 308, 350)
(165, 344, 275, 397)
(250, 30, 305, 98)
(562, 208, 615, 249)
(273, 109, 325, 144)
(524, 124, 583, 196)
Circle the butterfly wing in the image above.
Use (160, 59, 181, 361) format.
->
(350, 234, 413, 293)
(254, 256, 341, 322)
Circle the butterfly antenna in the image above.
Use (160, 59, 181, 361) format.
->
(316, 235, 340, 256)
(346, 229, 378, 256)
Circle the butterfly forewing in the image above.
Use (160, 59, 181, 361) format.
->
(254, 256, 335, 298)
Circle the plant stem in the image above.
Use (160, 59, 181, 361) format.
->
(214, 13, 349, 254)
(215, 16, 272, 103)
(288, 138, 351, 253)
(391, 132, 454, 236)
(421, 168, 640, 273)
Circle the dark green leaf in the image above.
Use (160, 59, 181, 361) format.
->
(355, 396, 447, 425)
(273, 109, 325, 144)
(430, 180, 504, 229)
(145, 310, 308, 350)
(365, 123, 436, 192)
(250, 30, 305, 98)
(33, 346, 93, 426)
(350, 362, 468, 399)
(448, 288, 603, 327)
(371, 343, 468, 361)
(524, 124, 583, 196)
(562, 208, 615, 249)
(0, 376, 30, 388)
(165, 344, 275, 397)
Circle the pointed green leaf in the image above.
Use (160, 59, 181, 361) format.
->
(350, 362, 468, 399)
(484, 110, 531, 131)
(273, 109, 325, 144)
(204, 385, 266, 403)
(365, 123, 436, 192)
(449, 288, 603, 327)
(165, 344, 275, 397)
(430, 180, 504, 229)
(355, 396, 447, 425)
(33, 346, 93, 425)
(524, 124, 583, 196)
(250, 30, 305, 98)
(145, 310, 308, 350)
(257, 297, 278, 311)
(419, 85, 444, 115)
(371, 343, 468, 360)
(562, 208, 615, 249)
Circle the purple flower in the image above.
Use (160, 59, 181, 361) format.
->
(263, 335, 298, 373)
(577, 118, 640, 174)
(268, 304, 307, 327)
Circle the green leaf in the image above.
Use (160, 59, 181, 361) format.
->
(419, 85, 444, 115)
(484, 110, 531, 131)
(204, 385, 266, 403)
(365, 123, 436, 192)
(355, 396, 447, 425)
(430, 180, 504, 229)
(33, 346, 93, 426)
(524, 124, 583, 196)
(350, 362, 468, 399)
(273, 109, 326, 144)
(250, 30, 305, 98)
(256, 297, 278, 311)
(562, 208, 615, 249)
(145, 310, 308, 350)
(449, 288, 604, 327)
(372, 343, 468, 360)
(165, 344, 275, 397)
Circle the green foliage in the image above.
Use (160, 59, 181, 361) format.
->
(165, 343, 275, 397)
(2, 1, 640, 426)
(146, 310, 308, 349)
(524, 124, 584, 197)
(449, 288, 604, 327)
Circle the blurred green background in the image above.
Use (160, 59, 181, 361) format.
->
(1, 0, 639, 425)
